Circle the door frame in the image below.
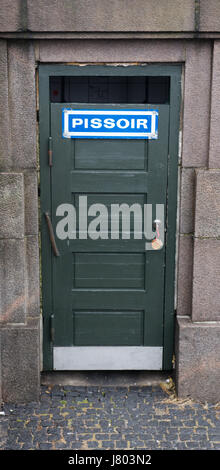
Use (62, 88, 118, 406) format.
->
(39, 64, 182, 371)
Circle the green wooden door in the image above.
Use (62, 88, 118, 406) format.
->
(50, 103, 169, 370)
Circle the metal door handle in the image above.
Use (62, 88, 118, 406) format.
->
(44, 212, 60, 257)
(148, 219, 159, 240)
(153, 219, 161, 230)
(149, 219, 162, 241)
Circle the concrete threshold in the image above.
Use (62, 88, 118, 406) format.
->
(41, 370, 172, 387)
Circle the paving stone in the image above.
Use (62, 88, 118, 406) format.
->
(1, 385, 220, 450)
(86, 441, 100, 448)
(212, 442, 220, 449)
(115, 440, 129, 449)
(39, 443, 54, 450)
(174, 442, 187, 450)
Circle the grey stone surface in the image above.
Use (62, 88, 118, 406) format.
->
(29, 1, 194, 33)
(209, 42, 220, 169)
(0, 40, 11, 169)
(8, 41, 36, 169)
(25, 235, 40, 317)
(0, 173, 24, 239)
(1, 322, 40, 403)
(182, 41, 212, 167)
(195, 170, 220, 238)
(39, 38, 187, 63)
(175, 317, 220, 403)
(0, 239, 25, 324)
(2, 384, 220, 449)
(2, 0, 220, 35)
(176, 235, 193, 317)
(192, 238, 220, 322)
(179, 168, 195, 234)
(24, 171, 39, 236)
(0, 1, 24, 32)
(200, 0, 220, 32)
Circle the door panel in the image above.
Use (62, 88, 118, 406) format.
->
(74, 253, 145, 289)
(73, 311, 143, 346)
(50, 103, 169, 367)
(75, 139, 146, 169)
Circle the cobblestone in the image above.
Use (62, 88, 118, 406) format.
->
(0, 385, 219, 450)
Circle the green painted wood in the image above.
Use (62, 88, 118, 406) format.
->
(74, 311, 143, 346)
(40, 64, 181, 370)
(74, 193, 145, 236)
(144, 102, 169, 347)
(51, 102, 169, 350)
(163, 69, 181, 370)
(75, 139, 146, 170)
(59, 239, 146, 253)
(39, 70, 53, 370)
(71, 290, 147, 310)
(42, 64, 181, 78)
(71, 171, 149, 193)
(74, 253, 145, 289)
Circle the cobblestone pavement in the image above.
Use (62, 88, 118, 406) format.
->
(0, 385, 219, 450)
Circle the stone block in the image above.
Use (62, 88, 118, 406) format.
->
(195, 170, 220, 238)
(192, 238, 220, 322)
(0, 173, 24, 239)
(209, 42, 220, 169)
(8, 41, 37, 169)
(28, 0, 194, 33)
(179, 168, 195, 234)
(176, 235, 193, 317)
(175, 317, 220, 403)
(1, 322, 40, 402)
(0, 239, 25, 324)
(182, 41, 212, 167)
(25, 236, 40, 317)
(39, 39, 186, 63)
(0, 1, 24, 32)
(200, 0, 220, 32)
(24, 171, 39, 236)
(0, 40, 11, 169)
(4, 0, 220, 35)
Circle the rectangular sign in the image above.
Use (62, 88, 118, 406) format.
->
(62, 109, 158, 139)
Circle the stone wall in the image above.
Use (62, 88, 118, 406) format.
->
(0, 0, 198, 34)
(0, 0, 220, 36)
(0, 40, 40, 402)
(0, 3, 220, 403)
(175, 41, 220, 402)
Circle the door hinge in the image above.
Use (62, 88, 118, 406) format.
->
(50, 314, 55, 343)
(48, 136, 53, 167)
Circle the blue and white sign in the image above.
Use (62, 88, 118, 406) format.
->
(62, 109, 158, 139)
